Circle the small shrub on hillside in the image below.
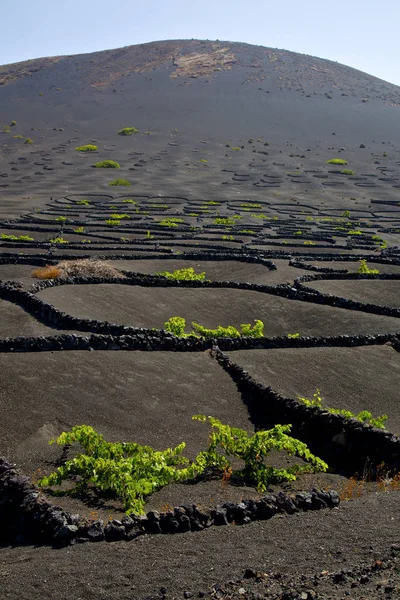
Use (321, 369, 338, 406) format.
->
(37, 418, 327, 513)
(222, 235, 234, 241)
(12, 135, 23, 139)
(342, 169, 354, 175)
(326, 158, 348, 165)
(55, 216, 67, 222)
(74, 227, 85, 233)
(108, 179, 131, 186)
(75, 144, 98, 152)
(287, 332, 300, 339)
(159, 217, 184, 227)
(156, 267, 207, 281)
(164, 317, 264, 339)
(25, 138, 33, 144)
(105, 219, 120, 226)
(76, 199, 90, 206)
(109, 213, 130, 219)
(214, 217, 235, 226)
(122, 199, 137, 204)
(118, 127, 138, 136)
(358, 259, 379, 275)
(10, 120, 17, 126)
(94, 160, 121, 168)
(49, 237, 69, 244)
(1, 233, 34, 241)
(298, 389, 387, 429)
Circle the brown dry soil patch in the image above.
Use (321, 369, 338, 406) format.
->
(1, 491, 400, 600)
(304, 279, 400, 308)
(37, 283, 400, 337)
(228, 345, 400, 435)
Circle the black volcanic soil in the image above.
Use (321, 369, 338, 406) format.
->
(1, 38, 400, 600)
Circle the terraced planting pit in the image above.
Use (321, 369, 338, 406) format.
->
(304, 278, 400, 308)
(36, 283, 400, 336)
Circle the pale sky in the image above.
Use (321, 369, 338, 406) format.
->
(1, 0, 399, 86)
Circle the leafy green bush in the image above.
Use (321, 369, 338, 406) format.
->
(159, 218, 184, 227)
(25, 138, 33, 144)
(55, 216, 67, 222)
(341, 169, 354, 175)
(94, 160, 121, 168)
(75, 144, 98, 152)
(74, 227, 85, 233)
(1, 233, 34, 241)
(298, 389, 387, 429)
(287, 332, 300, 339)
(118, 127, 138, 136)
(222, 235, 234, 241)
(76, 199, 90, 206)
(49, 237, 69, 244)
(109, 213, 130, 219)
(108, 179, 131, 186)
(194, 415, 328, 490)
(105, 219, 120, 226)
(37, 418, 327, 514)
(326, 158, 348, 165)
(163, 317, 264, 339)
(358, 259, 379, 275)
(156, 267, 206, 281)
(10, 120, 17, 126)
(214, 217, 235, 226)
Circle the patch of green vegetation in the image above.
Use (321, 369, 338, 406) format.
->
(37, 419, 326, 514)
(231, 147, 241, 151)
(76, 199, 90, 206)
(105, 219, 120, 226)
(358, 259, 379, 275)
(240, 229, 256, 234)
(298, 389, 387, 429)
(342, 210, 351, 218)
(122, 199, 137, 204)
(55, 216, 67, 222)
(159, 218, 184, 227)
(213, 217, 236, 226)
(49, 237, 69, 244)
(287, 333, 300, 339)
(94, 160, 121, 168)
(12, 134, 23, 139)
(108, 179, 131, 186)
(25, 138, 33, 144)
(74, 227, 85, 233)
(10, 120, 17, 126)
(199, 159, 208, 164)
(341, 169, 354, 175)
(75, 144, 98, 152)
(326, 158, 348, 165)
(241, 203, 261, 209)
(109, 213, 130, 219)
(204, 201, 220, 206)
(164, 317, 264, 339)
(118, 127, 138, 136)
(1, 233, 34, 241)
(348, 230, 362, 235)
(146, 230, 154, 239)
(222, 235, 235, 241)
(303, 240, 316, 246)
(156, 268, 206, 281)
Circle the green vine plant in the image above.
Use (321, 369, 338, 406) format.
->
(155, 268, 207, 281)
(37, 418, 328, 514)
(298, 389, 387, 429)
(357, 259, 379, 275)
(163, 316, 264, 338)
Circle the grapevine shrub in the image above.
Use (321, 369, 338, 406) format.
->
(38, 419, 328, 514)
(156, 267, 206, 281)
(298, 389, 387, 429)
(163, 317, 264, 338)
